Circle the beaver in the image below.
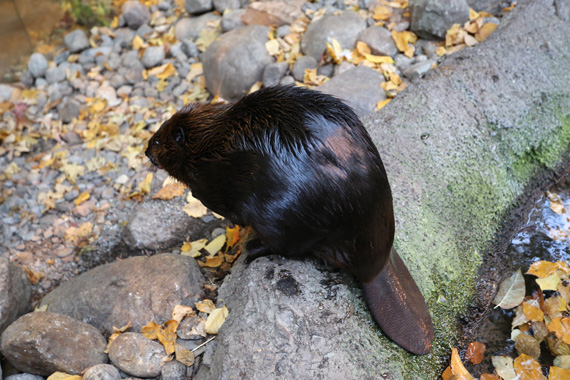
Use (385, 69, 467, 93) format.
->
(145, 85, 434, 354)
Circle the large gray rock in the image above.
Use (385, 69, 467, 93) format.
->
(0, 312, 107, 376)
(291, 55, 317, 82)
(64, 29, 90, 53)
(262, 62, 289, 87)
(185, 0, 213, 14)
(301, 11, 367, 61)
(0, 259, 31, 334)
(203, 25, 274, 101)
(467, 0, 510, 12)
(108, 333, 164, 378)
(241, 0, 305, 27)
(0, 84, 15, 101)
(316, 66, 386, 117)
(213, 0, 240, 12)
(358, 25, 398, 56)
(141, 46, 165, 68)
(122, 1, 151, 29)
(221, 9, 246, 32)
(83, 364, 122, 380)
(175, 13, 221, 41)
(410, 0, 470, 40)
(193, 0, 570, 378)
(123, 197, 223, 250)
(39, 254, 205, 335)
(28, 53, 48, 78)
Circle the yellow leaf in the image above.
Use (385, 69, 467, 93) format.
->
(157, 320, 178, 355)
(450, 347, 475, 379)
(265, 39, 281, 56)
(548, 317, 570, 345)
(148, 62, 177, 80)
(205, 235, 226, 256)
(475, 23, 498, 42)
(183, 194, 208, 218)
(536, 273, 562, 291)
(404, 45, 415, 58)
(195, 299, 216, 314)
(469, 8, 479, 21)
(326, 38, 344, 64)
(205, 306, 229, 334)
(73, 191, 90, 206)
(132, 35, 147, 50)
(141, 320, 160, 340)
(527, 261, 567, 278)
(139, 172, 153, 195)
(47, 372, 82, 380)
(60, 163, 85, 184)
(522, 302, 544, 322)
(175, 343, 195, 366)
(549, 366, 570, 380)
(186, 63, 204, 82)
(64, 222, 93, 245)
(198, 255, 224, 268)
(110, 16, 119, 29)
(492, 356, 517, 380)
(376, 98, 391, 111)
(391, 30, 417, 52)
(502, 2, 517, 12)
(196, 28, 220, 52)
(513, 354, 545, 380)
(181, 238, 208, 258)
(152, 182, 186, 200)
(156, 79, 168, 92)
(356, 41, 371, 56)
(226, 225, 241, 250)
(364, 54, 394, 64)
(372, 5, 392, 21)
(181, 239, 192, 253)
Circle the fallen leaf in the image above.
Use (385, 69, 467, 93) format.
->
(441, 366, 452, 380)
(528, 261, 562, 278)
(205, 235, 226, 256)
(450, 347, 475, 380)
(265, 39, 280, 56)
(175, 343, 195, 366)
(475, 23, 498, 42)
(543, 296, 566, 319)
(205, 305, 229, 334)
(392, 30, 417, 52)
(536, 273, 562, 292)
(548, 317, 570, 345)
(46, 372, 82, 380)
(186, 63, 204, 82)
(513, 354, 545, 379)
(198, 255, 224, 268)
(195, 299, 216, 314)
(152, 182, 186, 200)
(140, 172, 153, 195)
(493, 269, 525, 309)
(502, 2, 517, 12)
(492, 356, 517, 380)
(465, 341, 486, 364)
(181, 238, 208, 258)
(522, 302, 544, 322)
(60, 163, 85, 184)
(480, 375, 500, 380)
(183, 193, 208, 218)
(549, 366, 570, 380)
(515, 332, 541, 359)
(64, 222, 93, 245)
(326, 38, 344, 64)
(73, 191, 90, 206)
(365, 54, 394, 64)
(172, 305, 195, 323)
(376, 99, 391, 111)
(157, 319, 178, 355)
(141, 320, 160, 340)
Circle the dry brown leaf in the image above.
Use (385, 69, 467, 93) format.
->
(441, 366, 452, 380)
(515, 333, 541, 359)
(480, 375, 500, 380)
(450, 347, 475, 380)
(493, 269, 525, 309)
(172, 305, 195, 323)
(141, 320, 160, 340)
(157, 320, 178, 355)
(513, 354, 545, 380)
(152, 182, 186, 200)
(46, 372, 82, 380)
(465, 341, 486, 364)
(175, 343, 195, 366)
(195, 299, 216, 314)
(205, 305, 229, 334)
(226, 225, 241, 250)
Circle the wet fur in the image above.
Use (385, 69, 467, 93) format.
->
(146, 86, 433, 353)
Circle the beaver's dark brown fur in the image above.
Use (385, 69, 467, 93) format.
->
(146, 85, 434, 354)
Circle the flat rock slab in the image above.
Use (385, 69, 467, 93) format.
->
(0, 259, 31, 334)
(195, 0, 570, 378)
(0, 312, 107, 376)
(108, 332, 164, 378)
(39, 254, 205, 336)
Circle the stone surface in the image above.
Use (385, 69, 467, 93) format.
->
(262, 62, 289, 87)
(241, 0, 304, 27)
(213, 0, 240, 13)
(467, 0, 509, 13)
(203, 25, 273, 101)
(0, 312, 107, 376)
(185, 0, 213, 14)
(5, 374, 45, 380)
(28, 53, 48, 78)
(0, 259, 31, 334)
(141, 46, 165, 68)
(64, 29, 90, 53)
(108, 333, 164, 378)
(291, 55, 317, 81)
(221, 9, 246, 32)
(175, 13, 221, 41)
(316, 66, 386, 117)
(45, 66, 66, 84)
(402, 59, 436, 80)
(59, 99, 81, 123)
(123, 198, 224, 250)
(410, 0, 470, 39)
(83, 364, 122, 380)
(161, 360, 187, 380)
(122, 1, 152, 29)
(358, 25, 398, 56)
(39, 254, 205, 335)
(301, 11, 367, 60)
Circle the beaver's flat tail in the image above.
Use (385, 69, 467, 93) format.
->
(362, 247, 434, 355)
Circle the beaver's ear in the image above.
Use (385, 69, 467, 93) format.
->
(173, 126, 185, 147)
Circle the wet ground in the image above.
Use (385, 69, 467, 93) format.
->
(462, 165, 570, 376)
(0, 0, 63, 82)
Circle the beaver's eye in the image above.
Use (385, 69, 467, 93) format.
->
(173, 126, 185, 147)
(154, 139, 160, 146)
